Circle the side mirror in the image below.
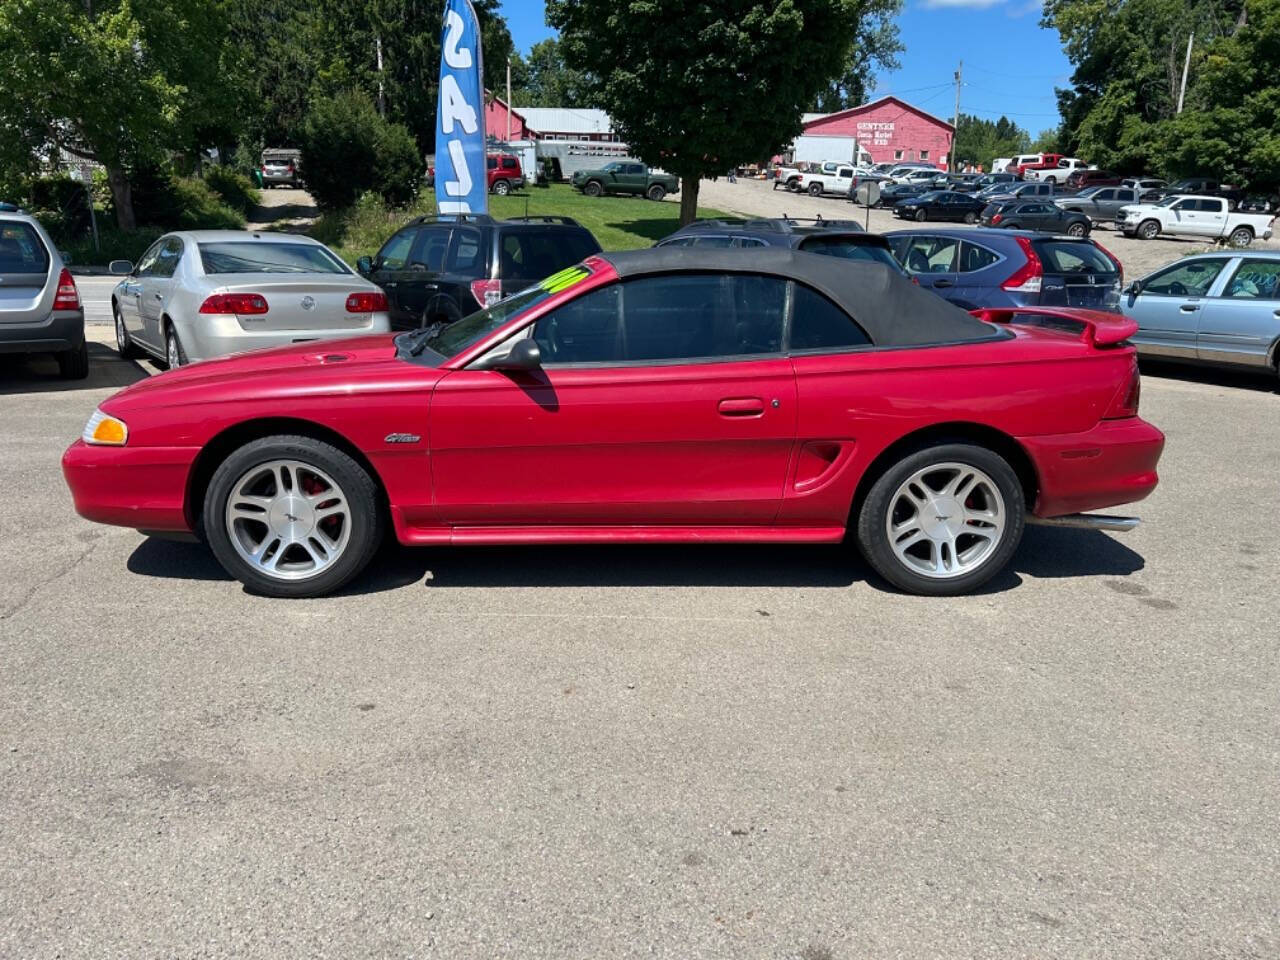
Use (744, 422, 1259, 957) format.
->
(475, 337, 542, 372)
(355, 256, 373, 275)
(108, 259, 133, 275)
(1127, 280, 1143, 296)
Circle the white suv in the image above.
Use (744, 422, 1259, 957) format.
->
(0, 210, 87, 378)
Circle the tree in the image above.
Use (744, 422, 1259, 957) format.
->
(1044, 0, 1279, 187)
(812, 0, 905, 112)
(952, 114, 1030, 170)
(513, 38, 588, 107)
(548, 0, 875, 224)
(0, 0, 247, 230)
(298, 92, 423, 211)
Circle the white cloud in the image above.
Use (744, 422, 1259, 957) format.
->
(921, 0, 1007, 8)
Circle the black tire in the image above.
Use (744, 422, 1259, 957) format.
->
(113, 300, 142, 359)
(203, 435, 384, 598)
(1228, 226, 1254, 248)
(808, 182, 823, 197)
(914, 207, 928, 222)
(1138, 219, 1160, 240)
(646, 184, 666, 202)
(57, 340, 89, 380)
(1067, 221, 1088, 237)
(164, 323, 188, 369)
(963, 211, 978, 225)
(787, 178, 801, 193)
(583, 180, 603, 198)
(492, 179, 511, 196)
(855, 442, 1025, 596)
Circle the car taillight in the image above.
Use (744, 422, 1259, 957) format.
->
(990, 212, 1003, 225)
(470, 279, 502, 308)
(53, 268, 80, 310)
(345, 291, 387, 312)
(1094, 239, 1123, 280)
(287, 162, 295, 173)
(1105, 358, 1141, 418)
(1001, 236, 1043, 294)
(199, 293, 269, 314)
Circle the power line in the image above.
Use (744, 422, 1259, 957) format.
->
(965, 63, 1071, 81)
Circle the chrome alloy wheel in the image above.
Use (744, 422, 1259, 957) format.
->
(166, 333, 180, 368)
(224, 459, 352, 581)
(885, 462, 1007, 579)
(115, 309, 127, 352)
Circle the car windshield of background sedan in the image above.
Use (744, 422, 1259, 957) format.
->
(1072, 186, 1103, 199)
(198, 242, 351, 275)
(798, 237, 902, 271)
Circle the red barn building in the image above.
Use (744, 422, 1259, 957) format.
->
(800, 96, 955, 169)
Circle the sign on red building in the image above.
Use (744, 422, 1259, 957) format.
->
(802, 96, 955, 169)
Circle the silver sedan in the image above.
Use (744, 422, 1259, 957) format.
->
(109, 231, 390, 367)
(1121, 250, 1280, 374)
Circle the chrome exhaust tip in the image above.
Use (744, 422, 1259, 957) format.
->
(1027, 513, 1140, 533)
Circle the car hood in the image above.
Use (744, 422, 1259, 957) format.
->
(102, 334, 442, 413)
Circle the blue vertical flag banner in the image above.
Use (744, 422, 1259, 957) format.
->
(434, 0, 486, 216)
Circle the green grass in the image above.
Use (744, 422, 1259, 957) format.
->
(311, 184, 732, 265)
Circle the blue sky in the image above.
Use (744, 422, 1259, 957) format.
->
(497, 1, 1072, 134)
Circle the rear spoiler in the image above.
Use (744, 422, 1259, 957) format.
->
(971, 307, 1138, 347)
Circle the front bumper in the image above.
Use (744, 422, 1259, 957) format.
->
(0, 309, 85, 355)
(180, 313, 390, 363)
(1019, 417, 1164, 518)
(62, 439, 199, 533)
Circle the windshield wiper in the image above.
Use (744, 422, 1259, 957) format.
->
(399, 320, 446, 357)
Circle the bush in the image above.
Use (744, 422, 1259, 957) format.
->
(130, 168, 243, 231)
(57, 227, 165, 268)
(299, 92, 423, 211)
(203, 165, 260, 216)
(24, 175, 95, 238)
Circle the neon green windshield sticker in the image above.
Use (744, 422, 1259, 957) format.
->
(540, 265, 590, 294)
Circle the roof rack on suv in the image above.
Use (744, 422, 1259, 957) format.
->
(683, 216, 866, 234)
(410, 213, 498, 225)
(504, 215, 583, 227)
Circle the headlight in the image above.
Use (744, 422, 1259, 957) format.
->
(83, 408, 128, 446)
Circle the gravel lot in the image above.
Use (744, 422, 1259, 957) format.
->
(693, 177, 1280, 280)
(1, 309, 1277, 958)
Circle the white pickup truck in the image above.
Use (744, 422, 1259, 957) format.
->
(795, 163, 862, 197)
(775, 160, 846, 192)
(1116, 194, 1275, 246)
(1024, 158, 1089, 183)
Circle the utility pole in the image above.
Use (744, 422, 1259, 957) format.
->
(375, 35, 385, 117)
(506, 58, 512, 143)
(951, 60, 962, 172)
(1177, 33, 1194, 113)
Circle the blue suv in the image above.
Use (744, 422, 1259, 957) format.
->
(883, 227, 1123, 312)
(656, 217, 906, 274)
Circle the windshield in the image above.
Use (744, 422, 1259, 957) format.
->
(1155, 196, 1180, 207)
(199, 241, 349, 275)
(399, 263, 594, 363)
(1075, 187, 1102, 199)
(602, 162, 623, 173)
(798, 237, 903, 271)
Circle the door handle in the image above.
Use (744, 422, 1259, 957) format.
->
(153, 293, 163, 301)
(1180, 304, 1199, 313)
(932, 279, 954, 288)
(718, 397, 765, 417)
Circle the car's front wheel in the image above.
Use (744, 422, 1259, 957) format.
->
(856, 443, 1025, 596)
(203, 436, 384, 598)
(1139, 219, 1161, 240)
(808, 183, 823, 196)
(492, 179, 511, 196)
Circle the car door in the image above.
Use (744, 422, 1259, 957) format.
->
(1163, 198, 1197, 236)
(1123, 257, 1232, 358)
(367, 226, 421, 328)
(137, 236, 184, 348)
(623, 163, 648, 194)
(1103, 189, 1135, 219)
(428, 272, 798, 525)
(1017, 202, 1052, 230)
(1197, 257, 1280, 366)
(952, 240, 1005, 309)
(432, 225, 486, 321)
(1197, 198, 1228, 237)
(118, 239, 163, 347)
(896, 234, 960, 299)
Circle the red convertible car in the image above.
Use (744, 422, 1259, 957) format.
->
(63, 248, 1164, 598)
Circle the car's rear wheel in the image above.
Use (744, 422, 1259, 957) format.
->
(1067, 221, 1088, 237)
(646, 184, 666, 202)
(1228, 226, 1254, 248)
(114, 301, 142, 359)
(203, 436, 384, 598)
(963, 211, 978, 224)
(914, 208, 928, 221)
(583, 180, 603, 198)
(1139, 219, 1161, 240)
(165, 324, 188, 368)
(57, 340, 89, 380)
(856, 443, 1025, 596)
(787, 178, 801, 192)
(492, 179, 511, 196)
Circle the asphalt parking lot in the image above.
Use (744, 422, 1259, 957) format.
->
(2, 323, 1278, 958)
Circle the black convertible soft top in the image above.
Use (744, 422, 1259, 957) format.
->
(599, 247, 999, 348)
